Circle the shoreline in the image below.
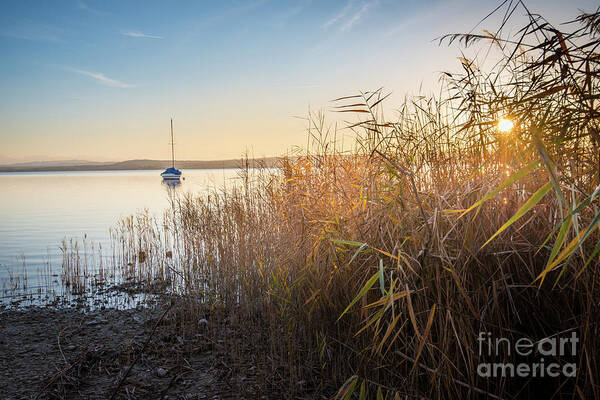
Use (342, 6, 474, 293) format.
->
(0, 157, 280, 173)
(0, 287, 302, 399)
(0, 303, 235, 399)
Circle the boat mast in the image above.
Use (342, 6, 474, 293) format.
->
(170, 118, 175, 169)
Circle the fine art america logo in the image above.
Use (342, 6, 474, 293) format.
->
(477, 331, 578, 378)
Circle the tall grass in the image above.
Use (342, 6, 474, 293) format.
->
(109, 3, 600, 398)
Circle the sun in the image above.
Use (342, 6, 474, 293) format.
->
(497, 118, 514, 133)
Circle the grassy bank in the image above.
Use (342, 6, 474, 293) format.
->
(81, 4, 600, 398)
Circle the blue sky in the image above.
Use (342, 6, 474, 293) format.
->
(0, 0, 597, 162)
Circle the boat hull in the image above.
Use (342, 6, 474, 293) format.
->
(161, 173, 181, 180)
(161, 166, 182, 181)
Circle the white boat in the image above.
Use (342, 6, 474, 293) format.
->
(161, 119, 182, 182)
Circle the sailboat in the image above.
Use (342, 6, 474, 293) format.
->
(160, 118, 182, 183)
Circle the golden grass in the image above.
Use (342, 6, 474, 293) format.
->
(64, 3, 600, 398)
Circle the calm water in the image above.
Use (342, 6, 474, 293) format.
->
(0, 169, 241, 301)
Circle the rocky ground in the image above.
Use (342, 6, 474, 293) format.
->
(0, 302, 278, 399)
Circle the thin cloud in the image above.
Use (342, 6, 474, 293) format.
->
(323, 0, 376, 32)
(323, 0, 354, 29)
(177, 0, 268, 38)
(66, 68, 136, 88)
(340, 1, 375, 31)
(273, 2, 308, 28)
(382, 1, 447, 38)
(121, 30, 164, 39)
(76, 0, 107, 15)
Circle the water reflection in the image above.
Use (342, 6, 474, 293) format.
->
(0, 169, 242, 306)
(161, 178, 182, 188)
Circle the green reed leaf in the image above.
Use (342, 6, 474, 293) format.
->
(481, 182, 553, 249)
(379, 259, 385, 296)
(338, 272, 379, 321)
(545, 215, 572, 271)
(359, 380, 366, 400)
(576, 238, 600, 279)
(553, 210, 600, 284)
(459, 160, 539, 218)
(335, 375, 358, 400)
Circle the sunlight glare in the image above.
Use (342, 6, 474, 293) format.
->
(498, 118, 514, 133)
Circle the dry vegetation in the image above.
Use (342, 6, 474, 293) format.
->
(57, 3, 600, 398)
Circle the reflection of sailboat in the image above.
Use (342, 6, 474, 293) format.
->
(161, 118, 182, 183)
(161, 178, 181, 188)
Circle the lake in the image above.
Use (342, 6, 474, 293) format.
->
(0, 169, 241, 303)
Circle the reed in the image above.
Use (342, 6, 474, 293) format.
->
(58, 3, 600, 398)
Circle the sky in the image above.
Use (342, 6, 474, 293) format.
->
(0, 0, 597, 163)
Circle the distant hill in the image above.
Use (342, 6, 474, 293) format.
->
(0, 158, 280, 172)
(0, 160, 110, 168)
